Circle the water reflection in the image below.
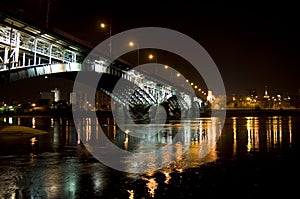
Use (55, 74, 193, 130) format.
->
(127, 189, 134, 199)
(8, 117, 13, 124)
(30, 137, 37, 146)
(227, 116, 294, 158)
(246, 117, 259, 152)
(32, 117, 36, 128)
(289, 116, 292, 144)
(75, 117, 222, 173)
(163, 171, 171, 184)
(144, 177, 158, 198)
(0, 115, 298, 198)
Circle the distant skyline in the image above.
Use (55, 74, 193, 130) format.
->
(0, 76, 74, 104)
(0, 1, 299, 102)
(0, 75, 296, 104)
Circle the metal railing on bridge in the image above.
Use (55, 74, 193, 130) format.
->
(0, 12, 206, 111)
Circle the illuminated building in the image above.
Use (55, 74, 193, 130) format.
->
(263, 85, 270, 99)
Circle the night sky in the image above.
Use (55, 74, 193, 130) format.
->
(0, 1, 300, 103)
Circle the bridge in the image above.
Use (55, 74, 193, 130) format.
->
(0, 13, 209, 120)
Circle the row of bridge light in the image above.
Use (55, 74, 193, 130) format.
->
(130, 41, 207, 96)
(101, 22, 207, 97)
(163, 65, 207, 95)
(186, 80, 207, 96)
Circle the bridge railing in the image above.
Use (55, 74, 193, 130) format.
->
(1, 16, 205, 109)
(0, 14, 88, 71)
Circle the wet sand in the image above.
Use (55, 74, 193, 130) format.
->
(0, 125, 47, 141)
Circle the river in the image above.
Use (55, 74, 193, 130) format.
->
(0, 115, 299, 198)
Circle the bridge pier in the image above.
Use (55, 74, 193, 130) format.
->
(186, 102, 200, 119)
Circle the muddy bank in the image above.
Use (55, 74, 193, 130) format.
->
(0, 125, 47, 135)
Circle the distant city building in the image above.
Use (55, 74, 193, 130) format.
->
(69, 92, 77, 106)
(227, 85, 295, 110)
(207, 90, 214, 103)
(40, 88, 70, 105)
(51, 88, 60, 102)
(95, 91, 111, 110)
(69, 91, 112, 111)
(40, 91, 54, 103)
(263, 85, 270, 99)
(70, 92, 88, 110)
(248, 89, 257, 98)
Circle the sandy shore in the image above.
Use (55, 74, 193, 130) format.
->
(0, 125, 47, 135)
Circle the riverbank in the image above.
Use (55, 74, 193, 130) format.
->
(224, 108, 300, 117)
(0, 110, 73, 118)
(0, 125, 47, 135)
(1, 109, 300, 121)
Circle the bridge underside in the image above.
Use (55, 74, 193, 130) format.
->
(0, 14, 207, 121)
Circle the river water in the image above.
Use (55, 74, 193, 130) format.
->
(0, 115, 299, 198)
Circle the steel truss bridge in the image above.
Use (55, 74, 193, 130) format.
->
(0, 13, 208, 119)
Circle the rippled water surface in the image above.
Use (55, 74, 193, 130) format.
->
(0, 115, 299, 198)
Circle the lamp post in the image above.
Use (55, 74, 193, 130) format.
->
(128, 41, 139, 66)
(100, 23, 112, 57)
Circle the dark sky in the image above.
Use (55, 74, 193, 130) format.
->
(0, 1, 300, 103)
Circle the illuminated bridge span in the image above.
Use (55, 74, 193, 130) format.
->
(0, 13, 208, 119)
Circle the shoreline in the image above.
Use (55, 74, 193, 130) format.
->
(224, 108, 300, 117)
(0, 125, 47, 135)
(1, 109, 300, 120)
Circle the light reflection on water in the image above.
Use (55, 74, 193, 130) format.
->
(0, 115, 297, 198)
(72, 117, 223, 174)
(234, 116, 293, 154)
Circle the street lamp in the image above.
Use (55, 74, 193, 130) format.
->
(148, 53, 158, 75)
(164, 64, 174, 82)
(148, 54, 156, 62)
(128, 41, 139, 66)
(100, 22, 112, 57)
